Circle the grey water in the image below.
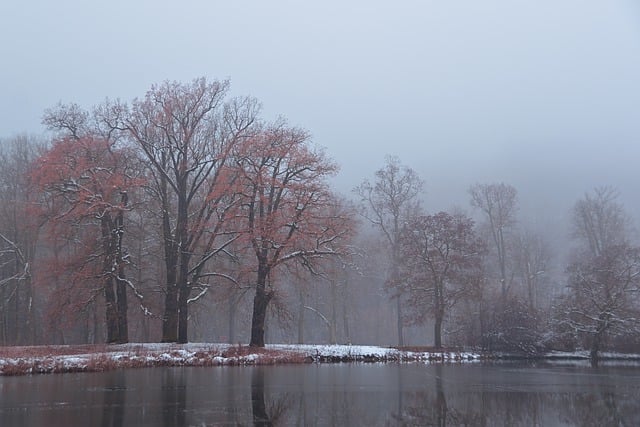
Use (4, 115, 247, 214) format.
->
(1, 362, 639, 426)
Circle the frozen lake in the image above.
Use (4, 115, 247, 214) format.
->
(1, 362, 639, 426)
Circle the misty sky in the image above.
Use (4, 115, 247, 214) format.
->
(1, 0, 640, 225)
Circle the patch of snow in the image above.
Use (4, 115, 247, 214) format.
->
(269, 344, 396, 358)
(243, 354, 259, 362)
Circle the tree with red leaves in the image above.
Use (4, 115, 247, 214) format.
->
(31, 136, 141, 343)
(237, 122, 355, 347)
(122, 78, 259, 343)
(399, 211, 484, 348)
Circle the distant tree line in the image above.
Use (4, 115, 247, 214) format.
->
(356, 157, 640, 363)
(1, 77, 640, 363)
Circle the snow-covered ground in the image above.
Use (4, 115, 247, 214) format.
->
(0, 343, 480, 376)
(3, 343, 640, 376)
(269, 344, 479, 362)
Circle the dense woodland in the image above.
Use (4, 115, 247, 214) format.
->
(1, 77, 640, 361)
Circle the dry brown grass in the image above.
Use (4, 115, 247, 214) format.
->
(1, 344, 474, 377)
(0, 343, 311, 376)
(221, 345, 309, 364)
(0, 344, 111, 358)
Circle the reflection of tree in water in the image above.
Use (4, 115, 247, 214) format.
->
(434, 366, 447, 427)
(162, 368, 186, 427)
(388, 366, 557, 426)
(552, 387, 640, 426)
(260, 366, 379, 426)
(101, 370, 126, 427)
(402, 364, 449, 427)
(252, 368, 272, 426)
(477, 392, 544, 426)
(394, 389, 547, 426)
(389, 364, 484, 426)
(9, 365, 640, 426)
(389, 366, 640, 427)
(251, 367, 291, 426)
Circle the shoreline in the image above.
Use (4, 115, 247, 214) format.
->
(0, 343, 477, 376)
(1, 343, 638, 377)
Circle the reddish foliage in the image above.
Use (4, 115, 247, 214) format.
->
(398, 211, 485, 346)
(235, 123, 355, 346)
(30, 137, 141, 221)
(29, 136, 144, 343)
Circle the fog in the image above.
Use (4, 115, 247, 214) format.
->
(2, 0, 640, 220)
(2, 1, 640, 347)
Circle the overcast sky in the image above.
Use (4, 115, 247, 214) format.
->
(1, 0, 640, 224)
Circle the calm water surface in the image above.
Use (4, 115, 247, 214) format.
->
(1, 362, 639, 426)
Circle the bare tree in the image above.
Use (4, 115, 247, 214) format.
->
(399, 211, 484, 348)
(0, 135, 43, 344)
(564, 244, 640, 363)
(122, 78, 259, 343)
(562, 186, 638, 363)
(236, 122, 354, 347)
(469, 182, 517, 298)
(512, 229, 552, 310)
(42, 103, 89, 140)
(44, 78, 259, 343)
(354, 156, 423, 346)
(295, 256, 353, 345)
(572, 186, 628, 257)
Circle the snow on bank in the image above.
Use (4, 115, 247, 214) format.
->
(0, 343, 480, 376)
(269, 344, 479, 363)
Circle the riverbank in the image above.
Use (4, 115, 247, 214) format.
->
(3, 343, 639, 377)
(0, 343, 479, 376)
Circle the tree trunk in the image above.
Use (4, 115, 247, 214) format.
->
(92, 300, 99, 344)
(297, 289, 305, 344)
(162, 278, 178, 342)
(177, 285, 190, 344)
(114, 192, 129, 344)
(161, 174, 179, 342)
(101, 217, 119, 344)
(161, 226, 179, 342)
(434, 313, 443, 349)
(116, 274, 128, 343)
(396, 296, 404, 347)
(250, 267, 272, 347)
(25, 291, 34, 345)
(434, 283, 444, 349)
(251, 368, 272, 426)
(176, 245, 190, 343)
(24, 271, 35, 345)
(175, 178, 191, 344)
(590, 339, 600, 367)
(342, 276, 351, 344)
(228, 294, 237, 343)
(330, 279, 338, 345)
(499, 228, 508, 299)
(590, 328, 604, 366)
(104, 277, 119, 344)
